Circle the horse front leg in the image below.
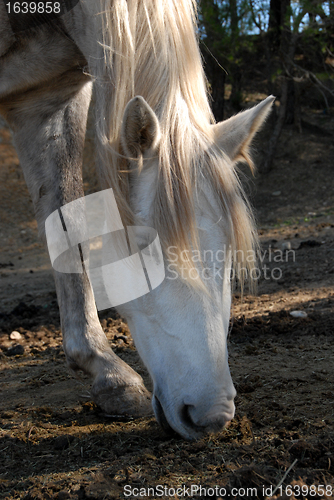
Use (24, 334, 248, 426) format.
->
(0, 71, 151, 417)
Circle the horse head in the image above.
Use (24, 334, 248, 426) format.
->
(116, 95, 274, 439)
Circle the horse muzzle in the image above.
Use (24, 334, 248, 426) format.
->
(152, 393, 235, 440)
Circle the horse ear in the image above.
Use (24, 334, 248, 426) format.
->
(121, 96, 161, 160)
(212, 96, 275, 166)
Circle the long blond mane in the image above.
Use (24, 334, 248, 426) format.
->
(92, 0, 257, 287)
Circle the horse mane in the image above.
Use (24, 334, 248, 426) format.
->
(92, 0, 257, 288)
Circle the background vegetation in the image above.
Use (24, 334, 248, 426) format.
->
(198, 0, 334, 170)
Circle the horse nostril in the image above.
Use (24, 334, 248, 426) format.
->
(153, 396, 174, 434)
(180, 405, 192, 426)
(180, 405, 203, 433)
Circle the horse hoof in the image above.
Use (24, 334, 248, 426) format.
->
(91, 380, 153, 418)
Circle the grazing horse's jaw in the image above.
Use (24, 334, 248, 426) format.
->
(117, 96, 274, 440)
(122, 262, 236, 441)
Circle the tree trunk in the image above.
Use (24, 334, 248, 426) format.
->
(202, 49, 226, 121)
(230, 0, 238, 46)
(268, 0, 281, 49)
(285, 79, 295, 124)
(229, 0, 242, 109)
(262, 78, 289, 173)
(230, 68, 243, 111)
(200, 0, 226, 121)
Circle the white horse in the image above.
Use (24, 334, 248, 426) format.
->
(0, 0, 273, 440)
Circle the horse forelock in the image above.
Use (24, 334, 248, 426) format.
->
(93, 0, 257, 289)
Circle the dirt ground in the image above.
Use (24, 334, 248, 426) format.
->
(0, 100, 333, 500)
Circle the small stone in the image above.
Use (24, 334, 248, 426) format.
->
(116, 334, 128, 343)
(281, 241, 291, 251)
(272, 191, 281, 196)
(6, 344, 25, 356)
(10, 331, 22, 340)
(290, 311, 308, 318)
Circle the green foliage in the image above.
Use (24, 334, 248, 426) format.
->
(198, 0, 333, 109)
(198, 0, 259, 95)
